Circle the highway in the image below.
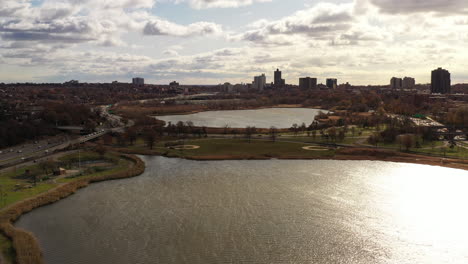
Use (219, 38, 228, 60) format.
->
(0, 105, 132, 170)
(0, 130, 108, 168)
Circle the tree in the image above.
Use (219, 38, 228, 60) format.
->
(223, 124, 231, 135)
(368, 133, 380, 147)
(300, 123, 307, 134)
(398, 134, 414, 152)
(125, 127, 137, 145)
(269, 126, 278, 142)
(338, 129, 346, 142)
(39, 160, 55, 175)
(103, 134, 113, 145)
(311, 130, 317, 140)
(143, 128, 157, 150)
(328, 127, 337, 142)
(244, 126, 256, 143)
(94, 144, 107, 158)
(290, 123, 299, 136)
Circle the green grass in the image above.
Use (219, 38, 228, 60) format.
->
(57, 157, 131, 183)
(133, 138, 338, 159)
(0, 165, 56, 209)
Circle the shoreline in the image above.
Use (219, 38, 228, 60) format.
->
(0, 153, 146, 264)
(147, 104, 323, 117)
(116, 147, 468, 171)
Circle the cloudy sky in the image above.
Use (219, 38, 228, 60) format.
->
(1, 0, 468, 85)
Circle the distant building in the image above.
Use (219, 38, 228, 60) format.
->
(253, 74, 266, 91)
(132, 77, 144, 86)
(299, 77, 317, 89)
(64, 80, 79, 85)
(326, 78, 337, 89)
(431, 68, 451, 94)
(223, 82, 234, 93)
(169, 81, 180, 91)
(233, 83, 248, 93)
(390, 77, 402, 89)
(274, 69, 285, 86)
(402, 77, 416, 89)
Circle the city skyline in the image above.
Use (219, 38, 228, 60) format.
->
(1, 0, 468, 84)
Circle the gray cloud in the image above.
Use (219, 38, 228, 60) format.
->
(369, 0, 468, 14)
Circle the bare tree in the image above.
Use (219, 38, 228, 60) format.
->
(143, 128, 157, 150)
(290, 123, 299, 136)
(269, 126, 278, 142)
(244, 126, 257, 143)
(94, 143, 107, 158)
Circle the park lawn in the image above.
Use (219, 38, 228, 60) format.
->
(58, 151, 118, 163)
(57, 156, 131, 183)
(0, 151, 126, 208)
(0, 165, 58, 209)
(411, 145, 468, 159)
(164, 138, 336, 159)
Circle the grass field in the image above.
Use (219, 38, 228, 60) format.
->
(122, 137, 336, 159)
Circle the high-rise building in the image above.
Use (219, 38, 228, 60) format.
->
(274, 69, 285, 86)
(253, 74, 266, 91)
(402, 77, 416, 89)
(431, 68, 451, 94)
(326, 78, 337, 89)
(223, 82, 234, 93)
(390, 77, 402, 89)
(299, 77, 317, 89)
(132, 77, 144, 86)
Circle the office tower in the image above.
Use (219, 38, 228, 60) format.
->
(253, 74, 266, 91)
(390, 77, 402, 89)
(326, 78, 337, 89)
(402, 77, 416, 89)
(274, 69, 286, 86)
(132, 77, 144, 86)
(431, 68, 451, 94)
(299, 77, 317, 89)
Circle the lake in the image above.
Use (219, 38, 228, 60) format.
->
(154, 108, 326, 128)
(16, 157, 468, 264)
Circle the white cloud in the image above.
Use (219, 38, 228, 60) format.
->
(143, 19, 222, 37)
(168, 0, 271, 9)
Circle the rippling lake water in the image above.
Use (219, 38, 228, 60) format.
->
(155, 108, 326, 128)
(16, 157, 468, 264)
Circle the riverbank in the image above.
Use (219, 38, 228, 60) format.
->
(0, 153, 145, 264)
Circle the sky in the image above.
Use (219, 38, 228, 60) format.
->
(1, 0, 468, 85)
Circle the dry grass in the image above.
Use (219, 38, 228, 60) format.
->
(0, 154, 145, 264)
